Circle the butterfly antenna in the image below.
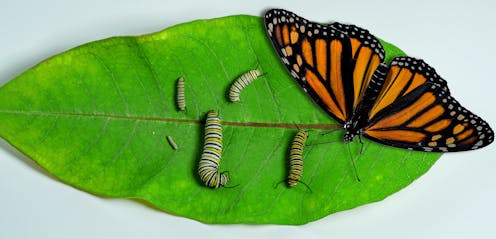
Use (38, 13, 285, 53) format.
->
(319, 128, 342, 136)
(306, 140, 340, 146)
(347, 144, 361, 182)
(292, 122, 314, 136)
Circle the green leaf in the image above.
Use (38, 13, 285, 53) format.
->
(0, 15, 441, 225)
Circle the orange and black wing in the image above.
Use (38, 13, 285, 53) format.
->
(264, 9, 351, 123)
(264, 9, 385, 123)
(329, 22, 386, 111)
(364, 57, 493, 152)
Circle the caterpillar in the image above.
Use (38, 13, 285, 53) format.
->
(198, 110, 230, 188)
(287, 130, 308, 188)
(166, 135, 178, 150)
(228, 69, 261, 102)
(176, 77, 186, 111)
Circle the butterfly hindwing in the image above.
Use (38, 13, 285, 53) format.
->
(364, 57, 494, 152)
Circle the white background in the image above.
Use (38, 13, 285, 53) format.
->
(1, 0, 495, 238)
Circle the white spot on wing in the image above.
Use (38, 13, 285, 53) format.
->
(282, 58, 290, 65)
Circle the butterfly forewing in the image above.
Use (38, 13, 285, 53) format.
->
(353, 62, 388, 118)
(265, 9, 354, 123)
(364, 57, 494, 152)
(369, 57, 449, 119)
(330, 22, 386, 111)
(265, 9, 389, 124)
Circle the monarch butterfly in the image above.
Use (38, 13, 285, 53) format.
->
(264, 9, 493, 152)
(287, 130, 308, 188)
(228, 69, 262, 102)
(198, 110, 230, 188)
(176, 77, 186, 111)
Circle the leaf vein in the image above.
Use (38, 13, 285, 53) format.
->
(132, 38, 168, 115)
(87, 52, 130, 115)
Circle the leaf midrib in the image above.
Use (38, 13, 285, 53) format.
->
(0, 109, 341, 130)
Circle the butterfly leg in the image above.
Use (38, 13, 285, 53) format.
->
(358, 135, 364, 154)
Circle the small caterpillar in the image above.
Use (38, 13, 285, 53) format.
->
(166, 135, 178, 150)
(176, 77, 186, 111)
(287, 130, 308, 188)
(228, 69, 261, 102)
(198, 111, 230, 188)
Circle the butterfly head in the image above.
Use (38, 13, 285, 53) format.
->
(343, 120, 363, 143)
